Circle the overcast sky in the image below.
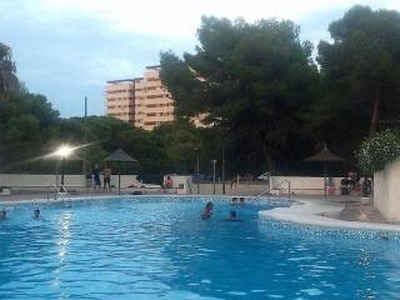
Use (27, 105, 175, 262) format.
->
(1, 0, 399, 117)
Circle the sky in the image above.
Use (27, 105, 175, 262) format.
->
(1, 0, 399, 118)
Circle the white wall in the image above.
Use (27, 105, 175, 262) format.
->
(374, 160, 400, 222)
(270, 176, 342, 195)
(0, 174, 343, 196)
(191, 176, 343, 196)
(171, 175, 193, 194)
(0, 174, 136, 190)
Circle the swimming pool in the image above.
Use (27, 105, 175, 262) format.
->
(1, 196, 400, 299)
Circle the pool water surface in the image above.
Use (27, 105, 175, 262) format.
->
(0, 196, 400, 299)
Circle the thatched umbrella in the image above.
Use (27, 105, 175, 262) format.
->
(103, 149, 138, 194)
(304, 144, 344, 198)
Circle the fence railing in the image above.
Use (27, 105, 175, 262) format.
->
(258, 180, 291, 198)
(47, 184, 71, 202)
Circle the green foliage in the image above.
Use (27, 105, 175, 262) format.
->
(318, 5, 400, 139)
(0, 91, 59, 168)
(356, 129, 400, 174)
(57, 116, 168, 175)
(153, 119, 202, 174)
(160, 16, 319, 173)
(0, 42, 19, 93)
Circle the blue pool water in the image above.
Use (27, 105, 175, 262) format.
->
(1, 196, 400, 300)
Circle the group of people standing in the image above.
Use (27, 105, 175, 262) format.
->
(340, 171, 373, 197)
(93, 164, 112, 191)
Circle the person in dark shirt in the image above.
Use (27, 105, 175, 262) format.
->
(229, 210, 238, 221)
(93, 164, 101, 191)
(0, 209, 6, 220)
(33, 208, 40, 219)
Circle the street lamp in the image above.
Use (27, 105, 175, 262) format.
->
(56, 144, 73, 191)
(211, 159, 217, 195)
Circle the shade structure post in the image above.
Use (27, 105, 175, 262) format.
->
(194, 148, 200, 194)
(103, 149, 138, 195)
(118, 172, 121, 195)
(304, 143, 344, 198)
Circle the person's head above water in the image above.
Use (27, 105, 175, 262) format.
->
(201, 202, 214, 219)
(206, 202, 213, 210)
(0, 209, 6, 220)
(229, 210, 238, 220)
(33, 208, 40, 218)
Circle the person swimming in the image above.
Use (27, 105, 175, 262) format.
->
(33, 207, 40, 219)
(0, 209, 6, 220)
(229, 210, 238, 221)
(201, 201, 214, 219)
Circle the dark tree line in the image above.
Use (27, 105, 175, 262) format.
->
(1, 5, 400, 180)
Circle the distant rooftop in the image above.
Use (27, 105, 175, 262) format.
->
(146, 65, 161, 70)
(106, 79, 135, 84)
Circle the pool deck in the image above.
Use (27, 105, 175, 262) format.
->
(262, 194, 400, 232)
(2, 190, 400, 232)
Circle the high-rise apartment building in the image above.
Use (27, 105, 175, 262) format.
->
(105, 66, 174, 131)
(134, 66, 174, 131)
(105, 79, 135, 122)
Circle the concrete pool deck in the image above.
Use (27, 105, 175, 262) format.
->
(2, 190, 400, 232)
(263, 194, 400, 232)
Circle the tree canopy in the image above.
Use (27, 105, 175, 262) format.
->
(318, 5, 400, 137)
(0, 91, 59, 167)
(0, 43, 19, 93)
(161, 16, 319, 173)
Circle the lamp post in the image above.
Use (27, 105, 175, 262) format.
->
(194, 148, 200, 194)
(56, 145, 73, 192)
(211, 159, 217, 195)
(83, 96, 88, 176)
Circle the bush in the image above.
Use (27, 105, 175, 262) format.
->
(356, 129, 400, 174)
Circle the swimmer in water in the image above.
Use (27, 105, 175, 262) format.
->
(0, 209, 6, 220)
(229, 210, 238, 221)
(201, 201, 214, 219)
(33, 208, 40, 219)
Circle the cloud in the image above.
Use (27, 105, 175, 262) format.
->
(36, 0, 400, 39)
(83, 56, 136, 85)
(2, 0, 400, 117)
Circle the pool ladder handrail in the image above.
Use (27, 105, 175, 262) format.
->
(47, 184, 71, 202)
(258, 180, 291, 199)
